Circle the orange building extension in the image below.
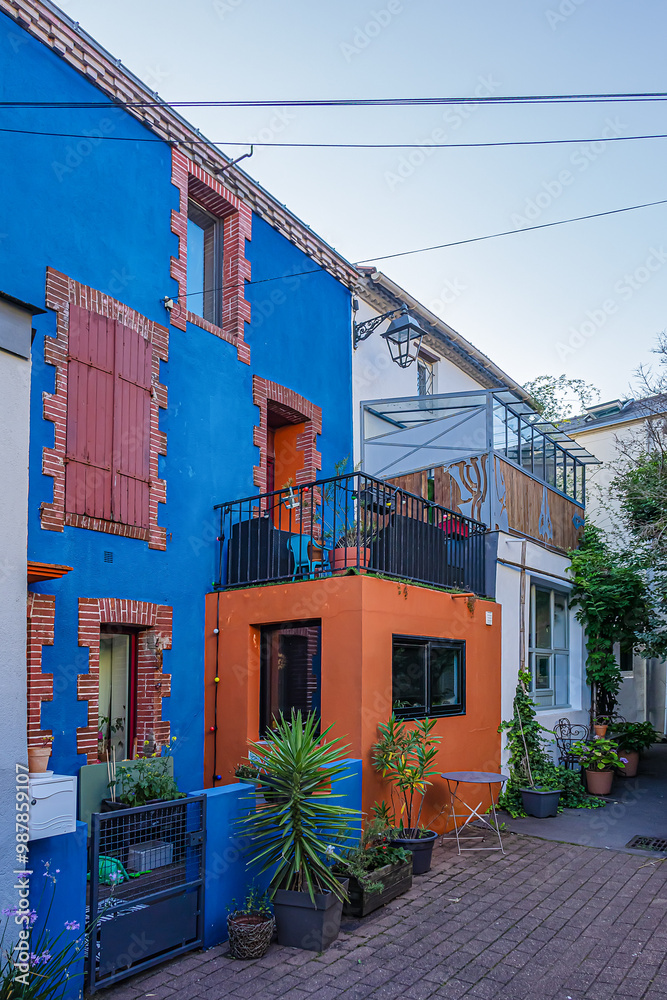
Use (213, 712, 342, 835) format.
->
(204, 575, 502, 832)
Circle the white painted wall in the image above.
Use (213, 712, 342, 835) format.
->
(0, 340, 30, 916)
(495, 533, 588, 765)
(352, 299, 485, 464)
(570, 419, 644, 532)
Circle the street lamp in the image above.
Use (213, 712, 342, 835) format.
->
(353, 304, 424, 369)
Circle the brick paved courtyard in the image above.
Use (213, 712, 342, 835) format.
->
(103, 832, 667, 1000)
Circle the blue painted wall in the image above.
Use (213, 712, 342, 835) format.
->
(0, 12, 353, 794)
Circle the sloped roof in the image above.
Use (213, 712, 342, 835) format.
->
(563, 394, 667, 433)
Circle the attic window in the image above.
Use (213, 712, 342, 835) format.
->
(187, 200, 223, 327)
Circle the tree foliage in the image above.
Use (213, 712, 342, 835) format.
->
(568, 525, 654, 717)
(522, 374, 600, 423)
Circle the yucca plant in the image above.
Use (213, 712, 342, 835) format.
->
(240, 711, 361, 903)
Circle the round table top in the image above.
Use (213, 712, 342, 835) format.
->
(441, 771, 509, 784)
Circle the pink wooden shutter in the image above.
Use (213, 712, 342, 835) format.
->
(112, 322, 151, 528)
(65, 306, 115, 519)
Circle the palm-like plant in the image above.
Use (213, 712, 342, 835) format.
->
(371, 715, 442, 834)
(240, 711, 361, 902)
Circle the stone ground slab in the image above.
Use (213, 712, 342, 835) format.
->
(98, 831, 667, 1000)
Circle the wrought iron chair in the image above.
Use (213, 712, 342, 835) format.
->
(552, 718, 590, 769)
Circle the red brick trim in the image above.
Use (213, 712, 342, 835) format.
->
(252, 376, 322, 494)
(170, 149, 252, 365)
(42, 268, 168, 549)
(26, 593, 56, 748)
(76, 597, 173, 763)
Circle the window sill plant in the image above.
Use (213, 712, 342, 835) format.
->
(227, 886, 274, 960)
(239, 710, 361, 951)
(333, 821, 412, 918)
(372, 715, 442, 874)
(104, 739, 184, 810)
(570, 736, 627, 795)
(28, 735, 53, 774)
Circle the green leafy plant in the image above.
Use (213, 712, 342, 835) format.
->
(570, 737, 627, 772)
(371, 715, 442, 835)
(497, 670, 606, 817)
(228, 884, 272, 919)
(333, 841, 410, 894)
(239, 710, 361, 903)
(0, 863, 89, 999)
(234, 761, 261, 780)
(569, 525, 653, 719)
(609, 720, 659, 753)
(109, 755, 184, 806)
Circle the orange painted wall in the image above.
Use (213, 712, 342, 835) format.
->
(204, 575, 502, 832)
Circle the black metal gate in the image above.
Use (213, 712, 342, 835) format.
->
(87, 795, 206, 992)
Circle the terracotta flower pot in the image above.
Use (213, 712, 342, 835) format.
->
(594, 724, 608, 738)
(585, 768, 614, 795)
(28, 746, 52, 774)
(329, 547, 370, 572)
(618, 750, 639, 778)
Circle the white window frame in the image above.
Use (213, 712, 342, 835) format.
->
(528, 582, 570, 709)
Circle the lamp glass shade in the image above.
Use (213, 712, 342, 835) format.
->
(381, 312, 424, 368)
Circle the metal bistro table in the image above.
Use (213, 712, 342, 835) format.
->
(441, 771, 509, 855)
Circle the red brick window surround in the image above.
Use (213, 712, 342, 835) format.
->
(252, 376, 322, 495)
(42, 268, 168, 549)
(77, 598, 173, 763)
(170, 149, 252, 365)
(26, 593, 55, 748)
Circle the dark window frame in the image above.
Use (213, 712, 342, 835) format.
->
(259, 619, 322, 738)
(392, 634, 466, 720)
(187, 199, 224, 327)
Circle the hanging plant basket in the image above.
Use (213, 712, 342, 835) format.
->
(227, 912, 274, 960)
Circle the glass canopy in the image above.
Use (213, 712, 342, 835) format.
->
(361, 389, 599, 505)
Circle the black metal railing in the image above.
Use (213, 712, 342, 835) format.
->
(214, 472, 486, 595)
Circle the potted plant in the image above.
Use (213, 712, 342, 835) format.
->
(499, 671, 562, 818)
(28, 735, 53, 774)
(593, 716, 610, 738)
(570, 737, 628, 795)
(329, 521, 375, 572)
(333, 820, 412, 918)
(239, 710, 361, 951)
(371, 715, 442, 874)
(609, 721, 658, 777)
(227, 885, 274, 960)
(104, 740, 184, 810)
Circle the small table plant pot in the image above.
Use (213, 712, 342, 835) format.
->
(594, 724, 608, 738)
(28, 747, 52, 774)
(520, 788, 562, 818)
(389, 830, 437, 875)
(617, 750, 639, 778)
(343, 858, 413, 918)
(585, 768, 614, 795)
(227, 912, 274, 959)
(272, 879, 348, 951)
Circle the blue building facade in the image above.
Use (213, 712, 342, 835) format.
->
(1, 6, 354, 793)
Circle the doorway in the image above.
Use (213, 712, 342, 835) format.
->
(98, 630, 137, 762)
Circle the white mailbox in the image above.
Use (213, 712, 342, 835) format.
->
(28, 774, 77, 841)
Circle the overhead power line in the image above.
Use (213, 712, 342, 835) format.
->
(2, 126, 667, 150)
(174, 196, 667, 302)
(2, 90, 667, 110)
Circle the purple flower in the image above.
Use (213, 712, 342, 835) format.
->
(28, 910, 37, 925)
(620, 757, 629, 764)
(64, 920, 80, 931)
(2, 907, 17, 918)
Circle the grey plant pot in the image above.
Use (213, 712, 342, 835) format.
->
(272, 879, 348, 951)
(389, 830, 437, 875)
(520, 788, 562, 818)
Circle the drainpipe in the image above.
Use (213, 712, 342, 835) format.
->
(519, 540, 527, 675)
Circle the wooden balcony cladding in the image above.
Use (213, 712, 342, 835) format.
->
(388, 455, 583, 554)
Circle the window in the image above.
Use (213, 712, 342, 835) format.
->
(65, 305, 151, 528)
(187, 200, 223, 326)
(99, 629, 137, 761)
(417, 357, 434, 396)
(392, 636, 465, 719)
(528, 584, 569, 708)
(260, 621, 321, 736)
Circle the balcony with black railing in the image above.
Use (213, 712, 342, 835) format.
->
(214, 472, 486, 595)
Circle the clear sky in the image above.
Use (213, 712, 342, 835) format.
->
(50, 0, 667, 401)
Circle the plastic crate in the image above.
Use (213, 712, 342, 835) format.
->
(127, 839, 173, 871)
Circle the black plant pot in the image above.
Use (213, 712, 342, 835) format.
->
(342, 859, 413, 918)
(390, 830, 437, 875)
(520, 788, 562, 818)
(272, 879, 349, 951)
